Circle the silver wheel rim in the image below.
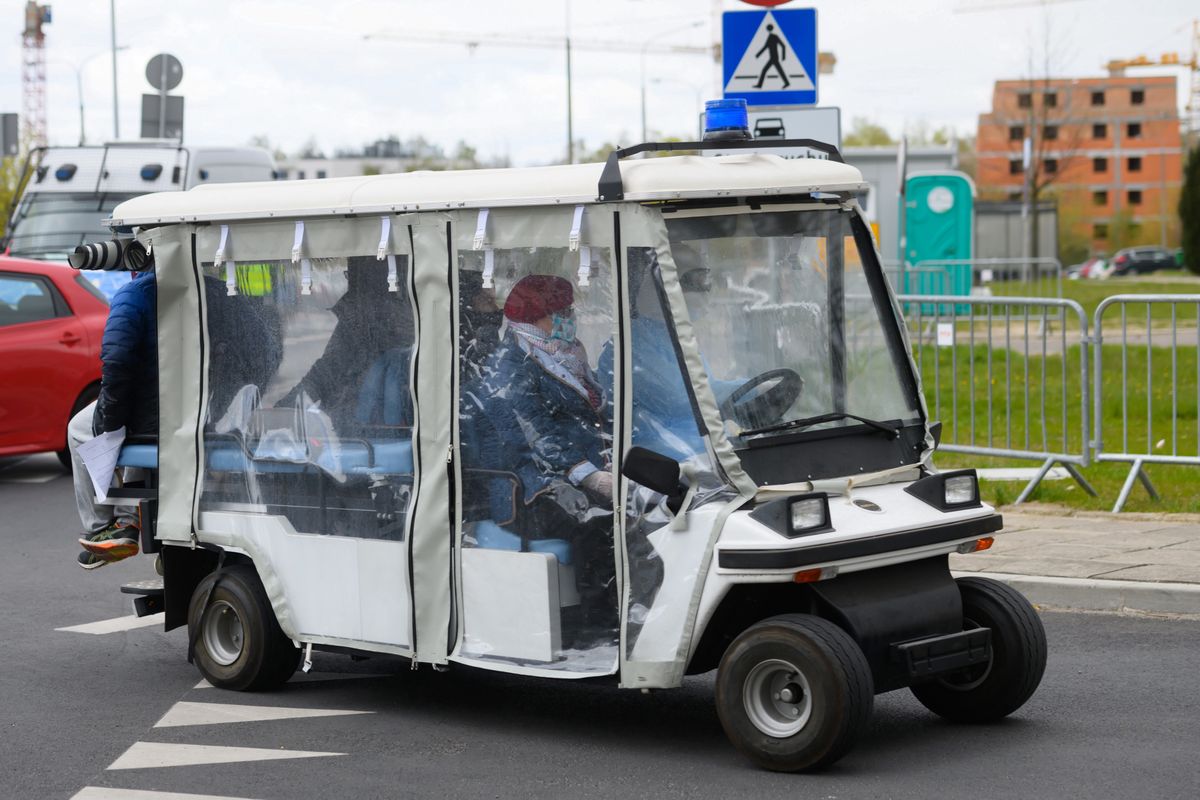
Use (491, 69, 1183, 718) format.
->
(743, 658, 813, 738)
(202, 599, 245, 666)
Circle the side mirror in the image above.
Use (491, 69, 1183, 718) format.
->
(622, 446, 687, 512)
(929, 420, 943, 449)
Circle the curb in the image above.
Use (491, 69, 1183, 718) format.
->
(954, 571, 1200, 617)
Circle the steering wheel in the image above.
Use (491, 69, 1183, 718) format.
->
(719, 368, 803, 430)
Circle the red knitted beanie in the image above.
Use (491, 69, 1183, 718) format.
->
(503, 274, 574, 323)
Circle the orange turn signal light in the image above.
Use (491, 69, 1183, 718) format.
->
(793, 566, 837, 583)
(956, 537, 994, 554)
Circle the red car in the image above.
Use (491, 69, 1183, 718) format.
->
(0, 255, 108, 467)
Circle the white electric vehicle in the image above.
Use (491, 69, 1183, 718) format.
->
(90, 134, 1046, 772)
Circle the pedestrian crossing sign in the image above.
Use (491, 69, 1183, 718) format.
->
(722, 8, 818, 107)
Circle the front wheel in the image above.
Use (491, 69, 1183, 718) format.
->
(715, 614, 873, 772)
(188, 564, 299, 691)
(910, 577, 1047, 722)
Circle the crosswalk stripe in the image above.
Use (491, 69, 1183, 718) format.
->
(108, 741, 343, 770)
(56, 614, 163, 635)
(72, 787, 261, 800)
(155, 701, 373, 728)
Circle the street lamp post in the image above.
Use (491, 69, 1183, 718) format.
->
(650, 77, 704, 138)
(53, 47, 129, 145)
(110, 0, 119, 139)
(640, 20, 704, 143)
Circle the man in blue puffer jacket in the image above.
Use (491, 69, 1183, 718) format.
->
(70, 270, 157, 568)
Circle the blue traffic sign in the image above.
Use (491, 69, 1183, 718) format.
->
(722, 8, 818, 107)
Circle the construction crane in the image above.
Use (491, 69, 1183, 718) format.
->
(1105, 19, 1200, 137)
(21, 1, 51, 152)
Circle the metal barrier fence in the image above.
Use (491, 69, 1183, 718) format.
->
(912, 257, 1064, 300)
(1093, 294, 1200, 512)
(897, 294, 1095, 503)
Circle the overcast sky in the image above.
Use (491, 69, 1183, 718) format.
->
(1, 0, 1195, 165)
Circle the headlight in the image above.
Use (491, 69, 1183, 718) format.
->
(904, 469, 982, 511)
(944, 475, 977, 505)
(790, 497, 829, 533)
(749, 492, 833, 538)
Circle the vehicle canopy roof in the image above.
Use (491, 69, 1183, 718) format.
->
(109, 153, 867, 226)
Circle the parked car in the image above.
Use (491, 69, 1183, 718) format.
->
(1066, 257, 1105, 279)
(1110, 246, 1175, 276)
(0, 255, 108, 467)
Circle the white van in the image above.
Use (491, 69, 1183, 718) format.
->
(94, 139, 1045, 772)
(3, 142, 275, 262)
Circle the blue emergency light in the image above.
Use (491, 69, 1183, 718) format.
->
(702, 99, 751, 142)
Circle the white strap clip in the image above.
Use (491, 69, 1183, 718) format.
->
(473, 208, 489, 250)
(568, 205, 585, 252)
(214, 225, 230, 266)
(386, 253, 398, 293)
(302, 642, 313, 673)
(577, 246, 592, 287)
(292, 221, 305, 263)
(481, 248, 495, 289)
(377, 216, 391, 261)
(300, 258, 312, 296)
(225, 260, 237, 296)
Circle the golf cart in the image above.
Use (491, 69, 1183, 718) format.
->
(91, 134, 1046, 773)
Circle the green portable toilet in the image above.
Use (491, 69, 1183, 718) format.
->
(901, 171, 975, 307)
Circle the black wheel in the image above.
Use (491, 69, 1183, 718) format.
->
(911, 577, 1047, 722)
(188, 564, 299, 691)
(715, 614, 873, 772)
(57, 384, 100, 471)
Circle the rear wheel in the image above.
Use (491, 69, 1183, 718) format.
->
(57, 384, 100, 471)
(910, 577, 1047, 722)
(715, 614, 873, 772)
(188, 564, 299, 691)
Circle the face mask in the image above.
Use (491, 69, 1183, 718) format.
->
(549, 312, 577, 342)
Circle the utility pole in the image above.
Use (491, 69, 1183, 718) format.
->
(110, 0, 119, 139)
(565, 0, 573, 164)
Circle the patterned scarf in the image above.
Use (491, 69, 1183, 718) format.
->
(507, 321, 603, 409)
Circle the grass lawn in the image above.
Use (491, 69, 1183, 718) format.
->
(988, 271, 1200, 325)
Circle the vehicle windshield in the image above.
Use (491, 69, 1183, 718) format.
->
(6, 191, 139, 261)
(665, 206, 921, 443)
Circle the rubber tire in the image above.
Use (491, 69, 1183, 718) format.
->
(188, 564, 299, 691)
(57, 384, 101, 471)
(910, 577, 1047, 722)
(715, 614, 873, 772)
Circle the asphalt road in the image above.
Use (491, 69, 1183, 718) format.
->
(3, 453, 1199, 800)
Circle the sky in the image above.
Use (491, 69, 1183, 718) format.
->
(1, 0, 1195, 166)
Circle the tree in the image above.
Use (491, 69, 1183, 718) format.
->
(247, 135, 287, 162)
(0, 156, 20, 239)
(1181, 146, 1200, 275)
(843, 117, 894, 147)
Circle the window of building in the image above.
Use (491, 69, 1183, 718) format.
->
(1009, 159, 1023, 175)
(1128, 189, 1143, 205)
(1128, 156, 1142, 172)
(1044, 158, 1058, 174)
(1009, 125, 1024, 141)
(1127, 122, 1142, 138)
(1044, 125, 1059, 140)
(297, 170, 306, 180)
(1093, 123, 1107, 138)
(316, 170, 327, 179)
(1093, 190, 1108, 206)
(1091, 90, 1105, 106)
(1093, 223, 1108, 239)
(1131, 89, 1145, 105)
(1017, 92, 1032, 109)
(1044, 91, 1058, 108)
(1093, 157, 1108, 173)
(1008, 191, 1023, 201)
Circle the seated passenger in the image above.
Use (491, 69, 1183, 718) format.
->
(285, 257, 413, 429)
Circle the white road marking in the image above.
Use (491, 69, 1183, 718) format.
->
(56, 614, 163, 635)
(193, 671, 389, 689)
(155, 700, 373, 728)
(107, 741, 343, 770)
(72, 787, 261, 800)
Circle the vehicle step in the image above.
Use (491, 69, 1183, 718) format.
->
(120, 578, 164, 597)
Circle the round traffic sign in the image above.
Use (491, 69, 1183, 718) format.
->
(146, 53, 183, 92)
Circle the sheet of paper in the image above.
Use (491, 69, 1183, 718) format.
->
(78, 426, 126, 502)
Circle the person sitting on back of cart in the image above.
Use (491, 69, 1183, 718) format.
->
(469, 274, 616, 633)
(72, 269, 157, 568)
